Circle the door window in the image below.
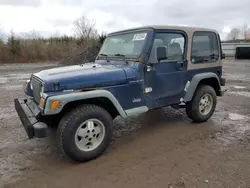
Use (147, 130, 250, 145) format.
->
(150, 33, 185, 62)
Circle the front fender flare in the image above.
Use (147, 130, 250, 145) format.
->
(43, 90, 127, 118)
(183, 72, 221, 102)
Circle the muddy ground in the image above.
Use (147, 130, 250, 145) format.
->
(0, 60, 250, 188)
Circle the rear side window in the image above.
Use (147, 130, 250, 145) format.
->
(191, 31, 219, 64)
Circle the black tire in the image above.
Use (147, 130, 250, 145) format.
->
(186, 85, 217, 123)
(57, 104, 113, 162)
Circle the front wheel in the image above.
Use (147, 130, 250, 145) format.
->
(57, 104, 113, 162)
(186, 85, 217, 123)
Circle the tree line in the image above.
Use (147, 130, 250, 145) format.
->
(0, 16, 107, 64)
(1, 17, 249, 63)
(225, 24, 250, 41)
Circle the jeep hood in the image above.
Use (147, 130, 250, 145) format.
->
(33, 62, 138, 92)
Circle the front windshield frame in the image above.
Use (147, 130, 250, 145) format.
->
(98, 29, 151, 59)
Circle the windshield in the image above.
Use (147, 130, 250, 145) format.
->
(99, 31, 149, 58)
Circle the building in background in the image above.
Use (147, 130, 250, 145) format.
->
(245, 29, 250, 40)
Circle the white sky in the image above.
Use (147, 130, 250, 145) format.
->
(0, 0, 249, 40)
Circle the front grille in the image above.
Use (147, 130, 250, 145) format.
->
(31, 76, 43, 103)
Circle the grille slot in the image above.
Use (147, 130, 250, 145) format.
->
(31, 76, 43, 103)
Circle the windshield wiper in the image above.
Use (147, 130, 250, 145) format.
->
(114, 53, 128, 64)
(99, 53, 108, 57)
(97, 53, 110, 62)
(114, 53, 125, 57)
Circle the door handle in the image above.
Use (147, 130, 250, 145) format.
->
(146, 65, 153, 72)
(176, 61, 184, 70)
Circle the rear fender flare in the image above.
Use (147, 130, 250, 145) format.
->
(183, 72, 221, 102)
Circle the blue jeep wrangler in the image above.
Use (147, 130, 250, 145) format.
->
(14, 26, 226, 162)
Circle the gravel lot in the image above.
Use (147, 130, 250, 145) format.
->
(0, 60, 250, 188)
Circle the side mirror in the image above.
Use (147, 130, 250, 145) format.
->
(156, 47, 167, 62)
(222, 52, 225, 59)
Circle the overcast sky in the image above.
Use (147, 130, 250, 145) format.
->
(0, 0, 250, 39)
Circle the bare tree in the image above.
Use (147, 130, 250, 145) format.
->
(74, 15, 98, 39)
(72, 15, 99, 62)
(0, 26, 6, 43)
(227, 28, 240, 41)
(242, 24, 249, 40)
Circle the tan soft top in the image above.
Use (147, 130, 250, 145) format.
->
(108, 25, 218, 36)
(108, 25, 221, 69)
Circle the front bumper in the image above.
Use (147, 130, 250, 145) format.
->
(14, 98, 49, 139)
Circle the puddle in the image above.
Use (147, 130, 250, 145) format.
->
(228, 91, 250, 98)
(0, 112, 17, 120)
(0, 107, 17, 120)
(232, 86, 246, 89)
(225, 73, 250, 82)
(6, 85, 23, 90)
(209, 112, 250, 152)
(0, 85, 23, 90)
(4, 73, 31, 79)
(229, 113, 247, 120)
(0, 74, 30, 85)
(0, 77, 8, 84)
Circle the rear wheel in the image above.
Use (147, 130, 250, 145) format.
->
(186, 85, 217, 123)
(57, 104, 113, 162)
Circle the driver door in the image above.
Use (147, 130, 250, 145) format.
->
(144, 31, 187, 109)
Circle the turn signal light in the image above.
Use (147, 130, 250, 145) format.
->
(51, 100, 60, 110)
(39, 98, 45, 107)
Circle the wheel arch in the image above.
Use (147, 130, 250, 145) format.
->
(61, 97, 120, 119)
(44, 90, 127, 118)
(184, 72, 221, 102)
